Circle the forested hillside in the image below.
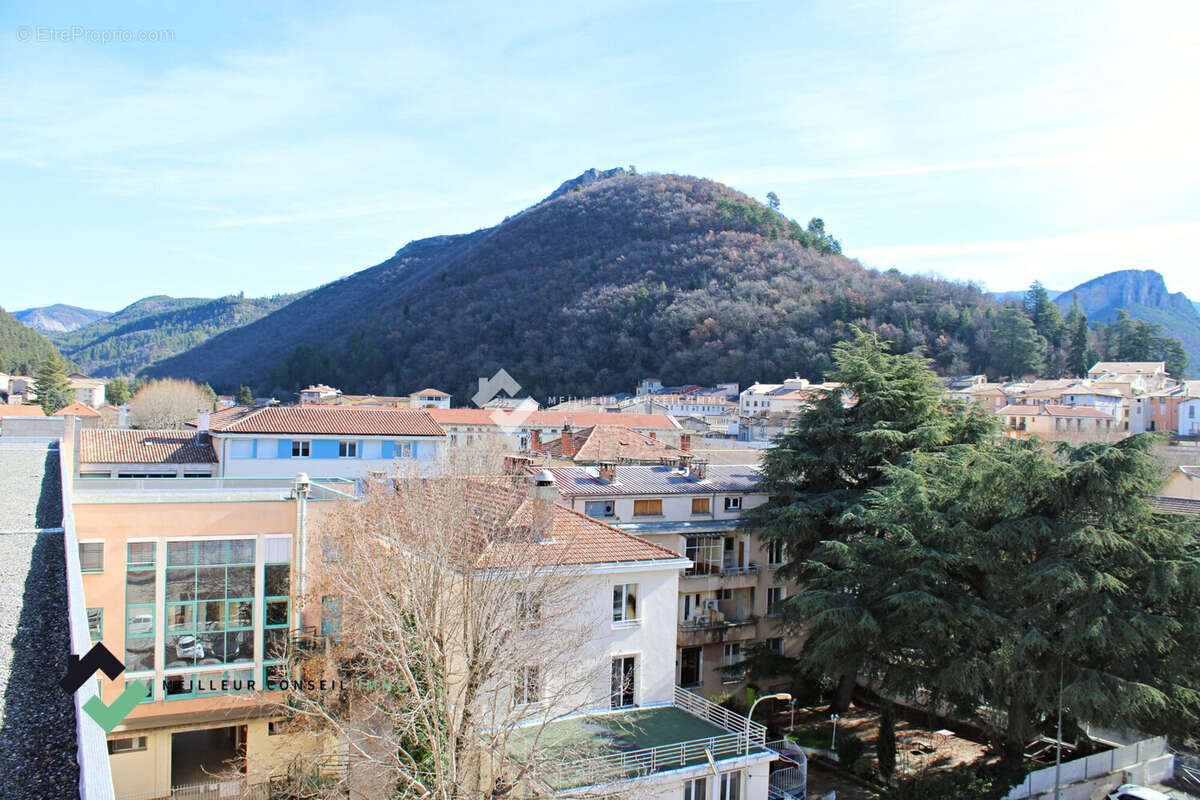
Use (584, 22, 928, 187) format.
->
(145, 170, 1067, 399)
(54, 293, 302, 377)
(0, 306, 66, 374)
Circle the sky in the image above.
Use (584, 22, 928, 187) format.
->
(2, 0, 1198, 312)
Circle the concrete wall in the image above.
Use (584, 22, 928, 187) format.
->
(1004, 737, 1174, 800)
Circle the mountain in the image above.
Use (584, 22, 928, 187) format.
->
(147, 169, 1014, 400)
(54, 293, 303, 378)
(0, 306, 67, 375)
(1055, 269, 1200, 375)
(13, 304, 110, 333)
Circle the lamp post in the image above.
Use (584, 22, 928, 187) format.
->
(830, 713, 840, 750)
(747, 692, 792, 754)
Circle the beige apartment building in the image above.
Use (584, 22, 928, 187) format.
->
(71, 475, 353, 799)
(535, 462, 793, 698)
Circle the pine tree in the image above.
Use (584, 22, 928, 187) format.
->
(839, 435, 1200, 765)
(34, 352, 72, 414)
(236, 385, 254, 406)
(989, 304, 1045, 379)
(105, 377, 131, 406)
(744, 329, 993, 710)
(1065, 300, 1091, 377)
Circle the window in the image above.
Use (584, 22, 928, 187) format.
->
(513, 666, 540, 706)
(766, 637, 784, 655)
(691, 497, 710, 514)
(125, 544, 158, 672)
(291, 440, 311, 457)
(87, 608, 103, 641)
(611, 656, 636, 708)
(685, 536, 721, 576)
(395, 441, 414, 458)
(612, 584, 638, 623)
(683, 777, 708, 800)
(163, 539, 257, 672)
(723, 644, 743, 683)
(767, 587, 786, 616)
(724, 496, 742, 511)
(338, 440, 358, 458)
(633, 499, 662, 516)
(585, 500, 615, 518)
(767, 540, 784, 567)
(321, 536, 341, 564)
(723, 643, 742, 666)
(720, 771, 742, 800)
(679, 646, 702, 687)
(79, 542, 104, 573)
(263, 537, 292, 668)
(321, 596, 342, 641)
(107, 736, 147, 754)
(128, 541, 155, 567)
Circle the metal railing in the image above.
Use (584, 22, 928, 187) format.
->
(117, 778, 268, 800)
(548, 688, 767, 788)
(679, 614, 758, 631)
(72, 476, 358, 500)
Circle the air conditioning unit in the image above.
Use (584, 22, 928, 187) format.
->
(694, 613, 710, 625)
(704, 598, 720, 610)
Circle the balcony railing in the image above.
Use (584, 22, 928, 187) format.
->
(681, 562, 760, 578)
(550, 688, 767, 788)
(679, 614, 757, 631)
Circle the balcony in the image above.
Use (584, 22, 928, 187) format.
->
(680, 561, 761, 591)
(677, 614, 760, 646)
(525, 687, 768, 790)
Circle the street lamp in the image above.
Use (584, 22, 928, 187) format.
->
(830, 713, 840, 750)
(746, 692, 792, 754)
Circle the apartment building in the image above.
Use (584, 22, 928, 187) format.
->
(997, 403, 1119, 440)
(192, 405, 446, 478)
(70, 473, 355, 799)
(429, 407, 683, 450)
(535, 463, 792, 698)
(737, 379, 843, 443)
(1181, 398, 1200, 437)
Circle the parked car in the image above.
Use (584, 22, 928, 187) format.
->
(174, 634, 205, 660)
(127, 614, 153, 636)
(1107, 785, 1174, 800)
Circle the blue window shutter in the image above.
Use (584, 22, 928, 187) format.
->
(312, 440, 339, 459)
(358, 440, 364, 458)
(278, 439, 291, 459)
(381, 441, 394, 459)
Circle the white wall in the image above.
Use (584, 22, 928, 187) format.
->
(566, 493, 767, 525)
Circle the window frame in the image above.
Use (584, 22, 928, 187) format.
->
(723, 496, 742, 511)
(291, 439, 311, 458)
(612, 583, 639, 625)
(107, 735, 148, 754)
(338, 440, 358, 458)
(584, 500, 615, 518)
(87, 607, 103, 641)
(79, 541, 105, 573)
(691, 497, 711, 515)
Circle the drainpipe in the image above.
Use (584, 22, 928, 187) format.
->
(292, 473, 311, 635)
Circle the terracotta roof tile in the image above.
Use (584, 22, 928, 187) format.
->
(0, 405, 46, 417)
(428, 408, 678, 430)
(204, 405, 445, 437)
(541, 424, 689, 463)
(80, 429, 218, 464)
(52, 402, 101, 417)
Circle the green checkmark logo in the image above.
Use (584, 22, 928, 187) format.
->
(83, 681, 150, 732)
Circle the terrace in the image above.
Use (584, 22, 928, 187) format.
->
(70, 475, 358, 503)
(513, 687, 769, 790)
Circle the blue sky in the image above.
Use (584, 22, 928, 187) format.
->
(2, 0, 1198, 312)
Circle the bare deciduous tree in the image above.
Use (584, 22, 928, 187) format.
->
(261, 448, 636, 799)
(130, 378, 213, 429)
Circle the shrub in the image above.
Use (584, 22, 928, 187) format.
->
(851, 756, 875, 779)
(836, 733, 864, 765)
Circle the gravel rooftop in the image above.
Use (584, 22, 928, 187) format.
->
(0, 441, 80, 797)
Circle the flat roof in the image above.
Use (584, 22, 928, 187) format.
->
(512, 705, 766, 789)
(0, 442, 80, 796)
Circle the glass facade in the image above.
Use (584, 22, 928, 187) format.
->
(165, 539, 255, 668)
(125, 542, 157, 672)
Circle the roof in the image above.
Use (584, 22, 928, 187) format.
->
(409, 388, 449, 397)
(996, 404, 1115, 419)
(1089, 361, 1165, 374)
(541, 425, 690, 463)
(0, 404, 46, 417)
(198, 405, 445, 437)
(80, 429, 218, 464)
(0, 442, 81, 795)
(429, 408, 680, 430)
(52, 402, 100, 418)
(1152, 496, 1200, 515)
(67, 377, 105, 389)
(543, 464, 761, 496)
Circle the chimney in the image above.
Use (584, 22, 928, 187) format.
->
(648, 431, 656, 440)
(118, 404, 129, 429)
(504, 455, 535, 475)
(560, 426, 580, 459)
(689, 459, 708, 481)
(532, 470, 558, 541)
(529, 429, 542, 452)
(598, 462, 617, 484)
(197, 411, 211, 433)
(680, 433, 692, 452)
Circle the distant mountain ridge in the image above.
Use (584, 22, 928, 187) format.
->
(147, 169, 1017, 399)
(1055, 269, 1200, 376)
(53, 293, 303, 377)
(14, 304, 110, 333)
